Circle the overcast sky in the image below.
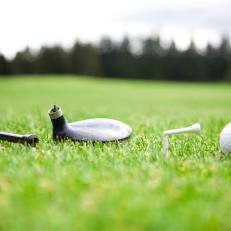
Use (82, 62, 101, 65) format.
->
(0, 0, 230, 58)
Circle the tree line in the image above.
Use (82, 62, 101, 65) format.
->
(0, 36, 231, 81)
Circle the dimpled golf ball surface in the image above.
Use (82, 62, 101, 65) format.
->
(220, 123, 231, 154)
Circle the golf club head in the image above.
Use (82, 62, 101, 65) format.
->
(48, 105, 133, 142)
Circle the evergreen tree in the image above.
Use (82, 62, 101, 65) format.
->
(0, 54, 10, 76)
(36, 46, 68, 74)
(69, 41, 102, 76)
(11, 47, 35, 74)
(224, 64, 231, 82)
(117, 37, 136, 78)
(0, 35, 230, 81)
(99, 37, 119, 77)
(180, 40, 206, 81)
(162, 40, 181, 80)
(139, 36, 163, 79)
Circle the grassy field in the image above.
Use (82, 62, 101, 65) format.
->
(0, 76, 231, 231)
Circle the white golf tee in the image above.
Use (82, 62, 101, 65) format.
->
(163, 123, 201, 157)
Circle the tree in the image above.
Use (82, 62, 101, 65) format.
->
(36, 46, 68, 74)
(99, 37, 119, 77)
(142, 36, 164, 56)
(99, 36, 137, 78)
(11, 47, 35, 74)
(69, 41, 102, 76)
(224, 63, 231, 82)
(214, 36, 231, 81)
(116, 37, 137, 78)
(139, 36, 164, 79)
(0, 35, 230, 81)
(99, 37, 115, 54)
(162, 40, 181, 81)
(0, 54, 10, 76)
(204, 38, 231, 81)
(179, 40, 206, 81)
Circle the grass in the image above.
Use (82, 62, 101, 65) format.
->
(0, 76, 231, 231)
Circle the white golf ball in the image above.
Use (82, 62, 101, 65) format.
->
(220, 123, 231, 154)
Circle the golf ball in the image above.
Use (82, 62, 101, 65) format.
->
(220, 123, 231, 154)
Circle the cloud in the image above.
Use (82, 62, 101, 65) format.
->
(111, 1, 231, 32)
(0, 0, 230, 57)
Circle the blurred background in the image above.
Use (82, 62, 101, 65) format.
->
(0, 0, 231, 81)
(1, 2, 231, 230)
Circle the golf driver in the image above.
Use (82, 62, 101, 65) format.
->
(48, 105, 132, 142)
(163, 123, 201, 157)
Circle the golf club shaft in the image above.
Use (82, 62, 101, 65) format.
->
(0, 132, 39, 146)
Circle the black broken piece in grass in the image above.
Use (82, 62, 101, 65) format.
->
(48, 105, 133, 142)
(0, 132, 39, 146)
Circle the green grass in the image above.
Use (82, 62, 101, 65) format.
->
(0, 76, 231, 231)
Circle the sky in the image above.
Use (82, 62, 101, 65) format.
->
(0, 0, 231, 58)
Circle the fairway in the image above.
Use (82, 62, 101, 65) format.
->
(0, 76, 231, 231)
